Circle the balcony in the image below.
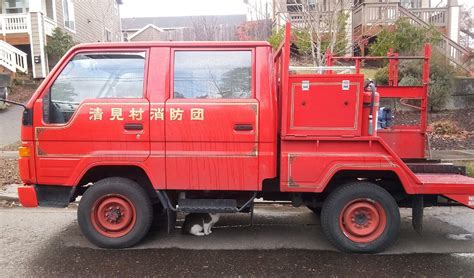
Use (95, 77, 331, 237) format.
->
(0, 14, 57, 36)
(352, 3, 448, 33)
(0, 14, 28, 34)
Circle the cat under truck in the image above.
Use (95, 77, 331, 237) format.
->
(9, 23, 474, 253)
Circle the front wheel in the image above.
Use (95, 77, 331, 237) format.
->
(78, 177, 153, 248)
(321, 181, 400, 253)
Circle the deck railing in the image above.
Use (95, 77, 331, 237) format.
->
(0, 14, 29, 35)
(352, 3, 447, 28)
(352, 3, 471, 73)
(0, 40, 28, 73)
(44, 16, 57, 36)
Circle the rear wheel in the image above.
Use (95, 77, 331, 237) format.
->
(321, 181, 400, 253)
(78, 177, 153, 248)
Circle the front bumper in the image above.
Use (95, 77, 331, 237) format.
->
(18, 185, 75, 208)
(18, 185, 38, 207)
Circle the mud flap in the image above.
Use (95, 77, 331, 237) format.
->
(155, 191, 177, 234)
(412, 195, 424, 235)
(166, 208, 177, 234)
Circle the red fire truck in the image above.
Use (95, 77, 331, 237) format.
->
(9, 23, 474, 253)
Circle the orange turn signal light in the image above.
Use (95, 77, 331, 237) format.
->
(18, 146, 31, 157)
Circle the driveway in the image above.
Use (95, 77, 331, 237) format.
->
(0, 105, 23, 147)
(0, 204, 472, 276)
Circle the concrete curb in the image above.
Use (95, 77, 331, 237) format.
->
(0, 151, 18, 158)
(0, 195, 18, 202)
(0, 184, 19, 202)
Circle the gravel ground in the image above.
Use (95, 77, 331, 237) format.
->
(392, 108, 474, 150)
(7, 82, 37, 103)
(0, 158, 20, 188)
(0, 141, 20, 151)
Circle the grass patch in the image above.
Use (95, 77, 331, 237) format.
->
(466, 162, 474, 178)
(360, 68, 379, 80)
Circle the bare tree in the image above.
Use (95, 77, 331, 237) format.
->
(192, 17, 219, 41)
(270, 0, 352, 66)
(460, 5, 474, 48)
(238, 0, 272, 40)
(267, 0, 394, 65)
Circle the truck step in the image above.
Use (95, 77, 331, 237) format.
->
(177, 199, 238, 213)
(406, 163, 466, 175)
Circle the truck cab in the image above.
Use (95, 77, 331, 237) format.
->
(14, 24, 474, 253)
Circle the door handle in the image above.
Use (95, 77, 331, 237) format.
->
(234, 124, 253, 131)
(124, 123, 143, 131)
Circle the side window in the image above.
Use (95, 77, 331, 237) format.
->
(173, 50, 252, 99)
(44, 52, 146, 124)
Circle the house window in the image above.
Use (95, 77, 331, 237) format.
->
(3, 0, 29, 14)
(62, 0, 75, 31)
(173, 50, 252, 99)
(104, 29, 112, 42)
(400, 0, 421, 9)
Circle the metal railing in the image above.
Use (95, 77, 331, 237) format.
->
(352, 3, 471, 73)
(0, 40, 28, 73)
(398, 6, 472, 72)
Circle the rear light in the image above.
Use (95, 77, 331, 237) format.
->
(18, 146, 31, 157)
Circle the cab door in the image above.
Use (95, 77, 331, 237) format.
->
(165, 49, 259, 191)
(33, 51, 150, 186)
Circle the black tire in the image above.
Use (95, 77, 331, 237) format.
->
(77, 177, 153, 248)
(321, 181, 400, 253)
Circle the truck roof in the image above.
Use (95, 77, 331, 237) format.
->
(73, 41, 272, 50)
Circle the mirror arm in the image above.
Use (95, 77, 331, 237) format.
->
(0, 99, 26, 110)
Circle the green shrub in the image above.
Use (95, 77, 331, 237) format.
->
(374, 66, 389, 85)
(399, 75, 422, 86)
(268, 28, 284, 49)
(372, 52, 455, 111)
(466, 162, 474, 178)
(46, 27, 76, 66)
(369, 18, 441, 56)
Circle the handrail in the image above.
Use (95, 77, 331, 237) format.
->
(398, 5, 472, 71)
(399, 6, 468, 54)
(0, 40, 28, 73)
(352, 3, 471, 72)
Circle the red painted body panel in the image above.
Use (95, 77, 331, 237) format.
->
(33, 99, 150, 185)
(279, 138, 419, 194)
(283, 74, 364, 137)
(378, 127, 426, 159)
(328, 45, 432, 159)
(17, 27, 473, 210)
(164, 99, 259, 191)
(17, 185, 38, 207)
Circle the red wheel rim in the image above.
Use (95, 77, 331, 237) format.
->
(339, 198, 387, 243)
(91, 194, 137, 238)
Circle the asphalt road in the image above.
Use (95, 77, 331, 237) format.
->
(0, 204, 473, 277)
(0, 105, 22, 147)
